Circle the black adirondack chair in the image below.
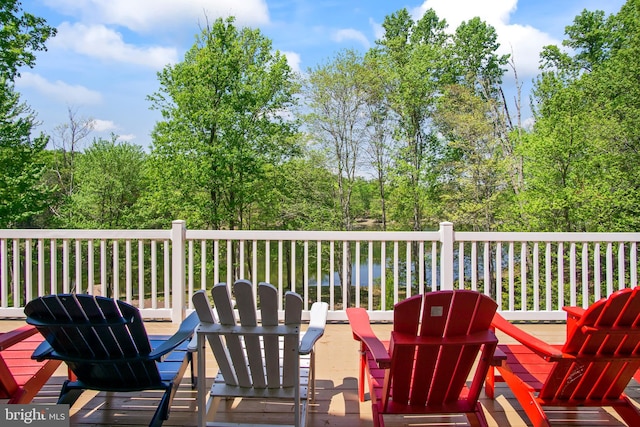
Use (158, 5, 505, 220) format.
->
(25, 293, 198, 427)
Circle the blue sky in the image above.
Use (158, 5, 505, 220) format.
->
(19, 0, 627, 149)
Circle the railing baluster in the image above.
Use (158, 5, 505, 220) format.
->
(483, 241, 490, 297)
(355, 241, 361, 308)
(533, 242, 539, 312)
(139, 240, 144, 308)
(393, 241, 399, 306)
(75, 240, 82, 294)
(25, 239, 32, 303)
(472, 242, 478, 292)
(12, 239, 19, 307)
(329, 240, 334, 310)
(113, 240, 119, 299)
(151, 240, 157, 308)
(405, 241, 411, 298)
(582, 243, 589, 307)
(594, 242, 601, 300)
(606, 242, 613, 295)
(619, 242, 626, 291)
(126, 239, 132, 303)
(381, 241, 386, 310)
(303, 240, 309, 310)
(163, 240, 170, 308)
(100, 239, 106, 296)
(569, 242, 576, 307)
(521, 243, 527, 311)
(458, 241, 465, 290)
(38, 239, 44, 297)
(368, 240, 373, 310)
(419, 241, 425, 295)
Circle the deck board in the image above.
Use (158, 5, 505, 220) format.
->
(3, 320, 640, 426)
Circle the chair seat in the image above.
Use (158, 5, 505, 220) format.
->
(496, 343, 564, 390)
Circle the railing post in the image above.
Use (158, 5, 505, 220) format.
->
(171, 220, 186, 323)
(439, 222, 454, 290)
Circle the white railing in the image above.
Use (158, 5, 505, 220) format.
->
(1, 221, 639, 322)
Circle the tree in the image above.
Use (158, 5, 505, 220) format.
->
(69, 137, 146, 229)
(522, 1, 640, 231)
(0, 0, 55, 227)
(0, 82, 50, 227)
(45, 107, 95, 225)
(370, 8, 448, 231)
(303, 49, 367, 231)
(147, 17, 300, 230)
(0, 0, 56, 81)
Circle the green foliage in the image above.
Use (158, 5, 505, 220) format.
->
(147, 17, 300, 230)
(523, 0, 640, 232)
(303, 49, 369, 230)
(68, 137, 146, 229)
(0, 81, 50, 227)
(0, 0, 56, 80)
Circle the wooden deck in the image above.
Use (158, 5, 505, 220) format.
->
(2, 319, 640, 426)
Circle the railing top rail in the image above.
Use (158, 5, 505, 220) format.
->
(185, 229, 442, 241)
(0, 229, 171, 240)
(456, 231, 640, 243)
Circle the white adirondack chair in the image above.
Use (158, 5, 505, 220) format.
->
(192, 280, 328, 427)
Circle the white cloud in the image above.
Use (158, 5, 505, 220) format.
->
(16, 72, 102, 105)
(52, 22, 178, 68)
(282, 51, 302, 74)
(369, 18, 384, 41)
(332, 28, 370, 49)
(117, 133, 136, 142)
(91, 119, 117, 132)
(413, 0, 559, 78)
(44, 0, 270, 33)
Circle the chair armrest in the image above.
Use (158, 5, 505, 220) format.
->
(563, 305, 586, 336)
(563, 306, 585, 318)
(150, 311, 200, 361)
(492, 312, 563, 361)
(299, 301, 328, 355)
(492, 346, 507, 366)
(346, 308, 391, 368)
(31, 339, 54, 361)
(0, 325, 38, 350)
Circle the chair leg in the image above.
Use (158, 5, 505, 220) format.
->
(467, 402, 489, 427)
(309, 350, 316, 403)
(497, 366, 551, 427)
(206, 396, 222, 422)
(149, 386, 172, 427)
(57, 380, 84, 406)
(189, 351, 198, 389)
(372, 404, 384, 427)
(358, 348, 366, 402)
(485, 366, 496, 399)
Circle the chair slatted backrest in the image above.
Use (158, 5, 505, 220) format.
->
(540, 287, 640, 401)
(202, 280, 302, 390)
(24, 294, 160, 389)
(386, 290, 497, 409)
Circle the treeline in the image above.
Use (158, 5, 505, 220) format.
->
(3, 0, 640, 233)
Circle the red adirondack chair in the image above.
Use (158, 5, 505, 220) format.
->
(486, 286, 640, 426)
(0, 324, 62, 403)
(346, 290, 499, 427)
